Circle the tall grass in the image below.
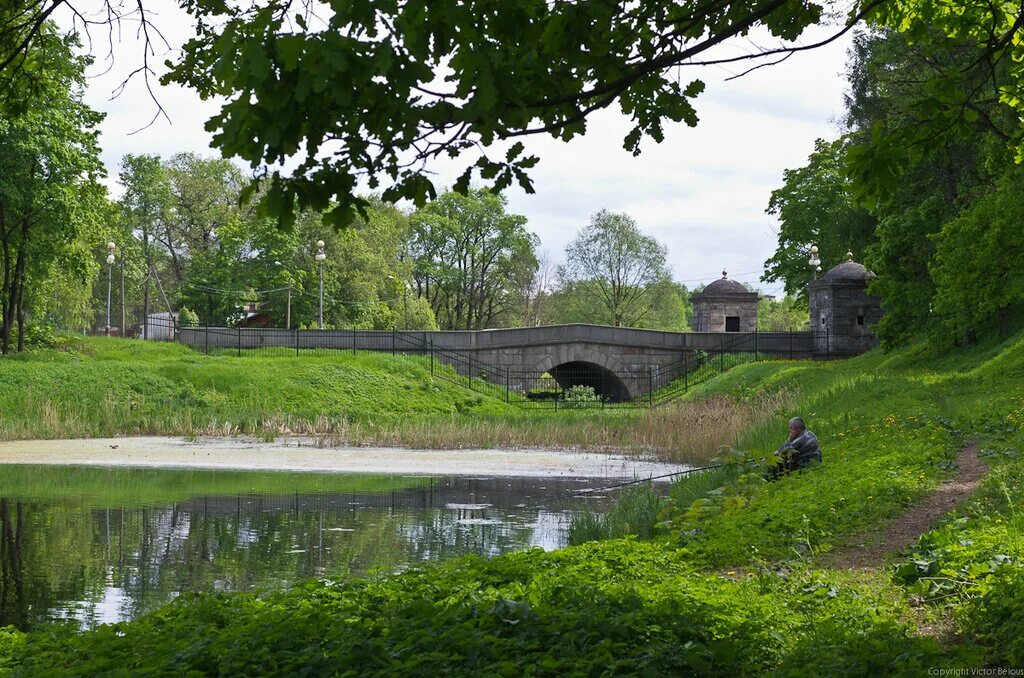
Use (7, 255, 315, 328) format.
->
(0, 338, 795, 463)
(349, 387, 794, 463)
(567, 484, 666, 545)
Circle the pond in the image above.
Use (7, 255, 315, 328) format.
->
(0, 459, 681, 630)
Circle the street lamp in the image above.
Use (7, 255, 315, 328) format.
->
(808, 244, 821, 281)
(105, 242, 116, 336)
(315, 240, 326, 329)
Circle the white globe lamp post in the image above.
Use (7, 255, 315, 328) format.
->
(808, 245, 821, 281)
(105, 242, 116, 335)
(315, 240, 326, 329)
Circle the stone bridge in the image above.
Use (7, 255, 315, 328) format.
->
(179, 324, 816, 402)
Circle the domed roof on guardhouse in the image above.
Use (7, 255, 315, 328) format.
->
(699, 270, 754, 296)
(821, 252, 876, 284)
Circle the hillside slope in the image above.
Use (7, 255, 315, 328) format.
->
(0, 337, 514, 440)
(3, 331, 1021, 673)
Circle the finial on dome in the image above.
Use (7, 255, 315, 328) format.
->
(722, 269, 727, 279)
(846, 251, 854, 262)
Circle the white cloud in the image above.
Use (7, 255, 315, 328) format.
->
(72, 10, 850, 293)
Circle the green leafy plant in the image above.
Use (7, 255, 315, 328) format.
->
(178, 307, 200, 328)
(559, 384, 602, 409)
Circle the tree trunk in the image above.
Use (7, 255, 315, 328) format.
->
(15, 276, 25, 353)
(143, 273, 151, 340)
(0, 234, 9, 355)
(1, 222, 27, 355)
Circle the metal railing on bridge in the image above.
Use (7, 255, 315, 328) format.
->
(170, 321, 838, 409)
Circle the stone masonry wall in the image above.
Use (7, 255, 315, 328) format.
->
(693, 296, 758, 333)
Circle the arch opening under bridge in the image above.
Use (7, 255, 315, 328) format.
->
(548, 361, 633, 402)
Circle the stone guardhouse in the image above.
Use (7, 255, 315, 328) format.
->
(809, 252, 883, 355)
(692, 270, 759, 332)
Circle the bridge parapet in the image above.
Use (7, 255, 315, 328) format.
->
(177, 325, 825, 403)
(178, 325, 816, 358)
(345, 324, 815, 354)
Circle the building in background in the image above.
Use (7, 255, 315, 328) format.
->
(809, 253, 882, 355)
(691, 271, 759, 332)
(144, 312, 178, 341)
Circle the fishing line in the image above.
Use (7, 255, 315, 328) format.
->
(512, 458, 767, 512)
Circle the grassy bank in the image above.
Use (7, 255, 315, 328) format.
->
(2, 331, 1022, 673)
(0, 337, 513, 438)
(0, 337, 787, 464)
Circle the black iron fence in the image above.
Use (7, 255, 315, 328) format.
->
(505, 366, 657, 410)
(163, 320, 853, 409)
(182, 325, 432, 357)
(649, 330, 830, 404)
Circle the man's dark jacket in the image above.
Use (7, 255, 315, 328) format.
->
(777, 430, 822, 471)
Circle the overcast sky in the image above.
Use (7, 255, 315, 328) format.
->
(72, 9, 852, 296)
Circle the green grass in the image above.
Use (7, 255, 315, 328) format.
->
(0, 337, 515, 441)
(567, 484, 665, 545)
(2, 329, 1024, 672)
(652, 327, 1024, 662)
(662, 345, 981, 564)
(892, 429, 1024, 666)
(0, 337, 789, 463)
(0, 541, 970, 677)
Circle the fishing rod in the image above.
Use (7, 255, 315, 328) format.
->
(581, 455, 778, 495)
(573, 462, 734, 495)
(513, 458, 768, 511)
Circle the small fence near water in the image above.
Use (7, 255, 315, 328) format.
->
(174, 322, 837, 409)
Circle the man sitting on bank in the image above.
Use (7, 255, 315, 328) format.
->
(768, 417, 822, 479)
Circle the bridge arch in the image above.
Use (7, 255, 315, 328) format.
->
(530, 346, 635, 402)
(548, 361, 632, 402)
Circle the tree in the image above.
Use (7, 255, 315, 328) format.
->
(847, 6, 1024, 206)
(2, 1, 890, 229)
(762, 138, 876, 298)
(409, 189, 537, 330)
(11, 2, 1024, 229)
(647, 280, 693, 331)
(764, 28, 1016, 348)
(118, 154, 174, 335)
(931, 169, 1024, 340)
(842, 29, 1008, 347)
(557, 210, 671, 328)
(520, 251, 557, 327)
(0, 28, 106, 352)
(757, 296, 809, 332)
(164, 153, 250, 269)
(177, 197, 436, 330)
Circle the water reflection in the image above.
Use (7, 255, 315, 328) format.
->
(0, 466, 652, 629)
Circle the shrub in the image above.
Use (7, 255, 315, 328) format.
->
(3, 545, 959, 676)
(0, 626, 25, 671)
(22, 324, 62, 350)
(559, 384, 602, 408)
(961, 567, 1024, 666)
(178, 307, 200, 327)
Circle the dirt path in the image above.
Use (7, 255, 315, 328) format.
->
(822, 440, 987, 570)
